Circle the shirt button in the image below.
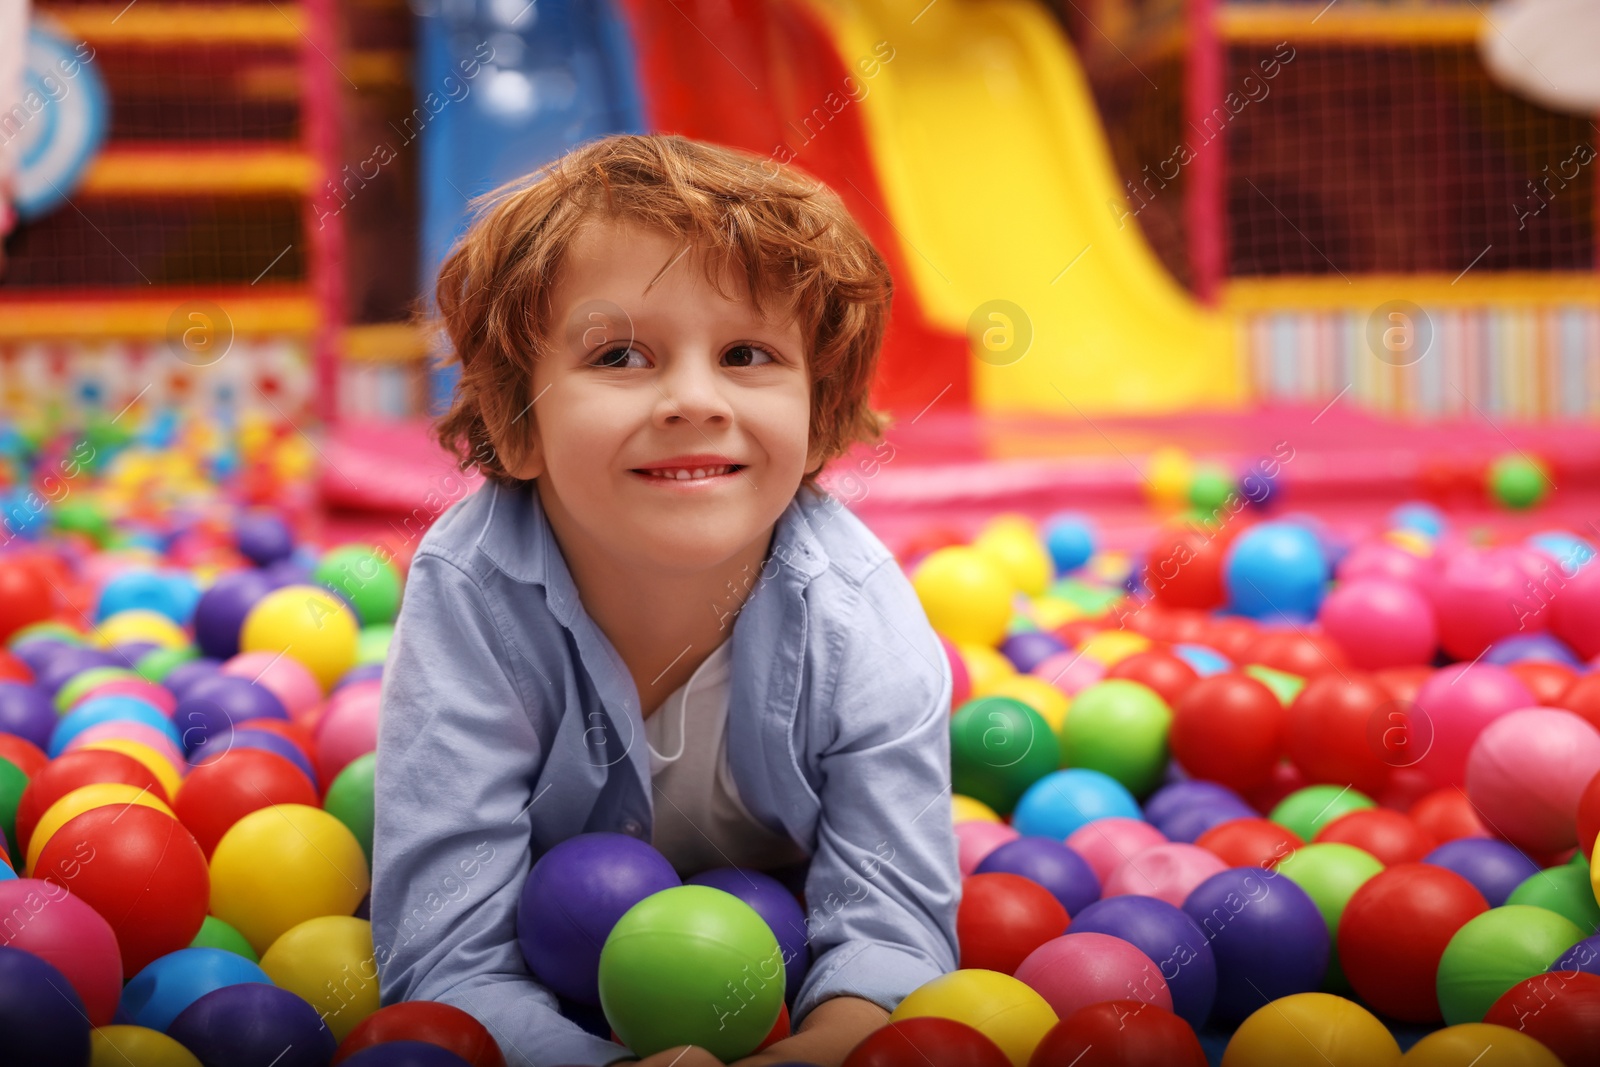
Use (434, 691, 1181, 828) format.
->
(621, 819, 644, 838)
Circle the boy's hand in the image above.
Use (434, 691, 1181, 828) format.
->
(626, 1047, 726, 1067)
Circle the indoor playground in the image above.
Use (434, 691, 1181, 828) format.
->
(0, 0, 1598, 1063)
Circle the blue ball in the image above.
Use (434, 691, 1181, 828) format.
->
(1390, 502, 1447, 538)
(1223, 522, 1329, 620)
(1528, 530, 1596, 579)
(0, 946, 90, 1066)
(975, 835, 1101, 917)
(1171, 643, 1231, 677)
(119, 947, 271, 1032)
(1012, 769, 1142, 839)
(1071, 894, 1217, 1028)
(96, 570, 191, 623)
(49, 694, 182, 757)
(1181, 866, 1329, 1025)
(168, 982, 336, 1067)
(1044, 513, 1097, 574)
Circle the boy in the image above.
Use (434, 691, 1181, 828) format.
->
(372, 133, 959, 1067)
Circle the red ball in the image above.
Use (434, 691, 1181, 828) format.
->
(1139, 609, 1210, 646)
(1027, 1000, 1207, 1067)
(1559, 673, 1600, 734)
(755, 1001, 790, 1051)
(1245, 630, 1352, 679)
(1169, 672, 1286, 792)
(0, 733, 47, 778)
(334, 1001, 506, 1066)
(35, 804, 207, 975)
(0, 558, 55, 641)
(1338, 863, 1489, 1022)
(1244, 759, 1308, 815)
(1409, 787, 1490, 844)
(1107, 650, 1200, 708)
(845, 1017, 1011, 1067)
(1314, 808, 1437, 866)
(15, 749, 168, 855)
(1374, 666, 1433, 709)
(172, 747, 320, 857)
(1284, 673, 1395, 797)
(0, 650, 33, 683)
(1200, 617, 1261, 663)
(1509, 660, 1579, 706)
(1195, 818, 1304, 870)
(1484, 971, 1600, 1067)
(1144, 523, 1230, 611)
(956, 872, 1069, 975)
(1577, 769, 1600, 862)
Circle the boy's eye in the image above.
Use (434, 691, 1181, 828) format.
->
(592, 346, 647, 369)
(725, 344, 774, 368)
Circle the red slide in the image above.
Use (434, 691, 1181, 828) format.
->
(612, 0, 969, 417)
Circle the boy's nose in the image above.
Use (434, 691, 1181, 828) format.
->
(655, 353, 733, 425)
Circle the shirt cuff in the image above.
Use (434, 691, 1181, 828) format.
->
(791, 940, 946, 1027)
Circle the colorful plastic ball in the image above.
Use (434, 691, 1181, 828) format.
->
(120, 947, 272, 1033)
(68, 674, 177, 717)
(161, 657, 221, 699)
(333, 1002, 506, 1067)
(27, 782, 176, 873)
(975, 836, 1101, 917)
(0, 877, 122, 1024)
(0, 945, 92, 1066)
(176, 674, 290, 758)
(1105, 649, 1200, 709)
(912, 547, 1015, 648)
(315, 681, 381, 783)
(220, 650, 322, 721)
(1032, 648, 1106, 696)
(517, 832, 681, 1006)
(1400, 1022, 1563, 1066)
(1181, 867, 1330, 1024)
(1285, 673, 1397, 797)
(189, 915, 258, 961)
(1485, 970, 1600, 1066)
(1242, 662, 1305, 706)
(1412, 787, 1491, 845)
(1065, 817, 1168, 886)
(1069, 895, 1216, 1028)
(998, 631, 1066, 676)
(98, 609, 189, 651)
(1485, 632, 1583, 668)
(167, 981, 337, 1067)
(1269, 785, 1376, 843)
(174, 745, 320, 855)
(951, 697, 1060, 816)
(1028, 1000, 1206, 1067)
(1076, 630, 1152, 668)
(0, 681, 56, 749)
(50, 694, 182, 758)
(0, 559, 55, 641)
(54, 666, 139, 715)
(1153, 801, 1259, 847)
(843, 1015, 1010, 1067)
(260, 916, 378, 1042)
(1223, 523, 1329, 621)
(1196, 818, 1304, 871)
(1488, 454, 1551, 510)
(598, 885, 781, 1061)
(962, 643, 1020, 698)
(940, 635, 972, 709)
(1142, 519, 1230, 610)
(1058, 680, 1172, 797)
(34, 644, 122, 697)
(1466, 707, 1600, 853)
(1316, 808, 1437, 866)
(240, 585, 359, 693)
(1550, 562, 1600, 661)
(315, 545, 402, 627)
(323, 752, 376, 864)
(1042, 513, 1096, 575)
(1169, 672, 1286, 792)
(191, 570, 278, 661)
(1318, 578, 1436, 670)
(209, 803, 371, 953)
(90, 1026, 204, 1067)
(890, 969, 1059, 1067)
(1014, 932, 1172, 1020)
(96, 571, 189, 623)
(355, 625, 392, 665)
(1105, 843, 1229, 908)
(198, 727, 319, 790)
(1425, 838, 1543, 908)
(235, 512, 295, 566)
(687, 866, 810, 1005)
(958, 872, 1070, 975)
(13, 747, 167, 851)
(1274, 843, 1386, 991)
(1506, 864, 1600, 932)
(1221, 992, 1399, 1067)
(953, 794, 1003, 825)
(1437, 905, 1586, 1024)
(958, 820, 1021, 876)
(1172, 642, 1232, 677)
(77, 737, 184, 803)
(1012, 769, 1141, 840)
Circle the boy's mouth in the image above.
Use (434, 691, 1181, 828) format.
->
(630, 464, 745, 482)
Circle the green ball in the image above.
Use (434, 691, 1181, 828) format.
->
(1569, 849, 1591, 872)
(135, 645, 198, 684)
(1189, 464, 1237, 513)
(1269, 785, 1376, 843)
(599, 885, 782, 1061)
(188, 915, 259, 962)
(53, 666, 138, 713)
(10, 622, 85, 651)
(1437, 905, 1585, 1024)
(314, 545, 402, 626)
(1506, 866, 1600, 933)
(0, 756, 28, 862)
(323, 752, 376, 863)
(1274, 842, 1385, 992)
(1047, 579, 1123, 616)
(53, 499, 113, 546)
(355, 625, 392, 666)
(1487, 454, 1550, 510)
(1243, 664, 1305, 706)
(950, 696, 1060, 815)
(1058, 680, 1172, 797)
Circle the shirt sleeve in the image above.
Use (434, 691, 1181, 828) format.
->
(372, 550, 635, 1067)
(791, 556, 961, 1024)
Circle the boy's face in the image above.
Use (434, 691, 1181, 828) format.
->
(509, 217, 820, 577)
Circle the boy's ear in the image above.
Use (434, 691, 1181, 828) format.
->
(499, 426, 546, 481)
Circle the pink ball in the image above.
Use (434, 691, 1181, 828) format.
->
(1014, 932, 1173, 1020)
(222, 651, 323, 720)
(1428, 548, 1538, 660)
(1318, 577, 1437, 669)
(1064, 817, 1169, 885)
(69, 676, 176, 716)
(956, 821, 1020, 876)
(940, 635, 971, 709)
(1551, 561, 1600, 661)
(1336, 540, 1438, 587)
(1033, 651, 1106, 697)
(1413, 664, 1536, 788)
(313, 681, 381, 785)
(1465, 707, 1600, 853)
(0, 878, 123, 1025)
(63, 720, 188, 777)
(1103, 843, 1229, 908)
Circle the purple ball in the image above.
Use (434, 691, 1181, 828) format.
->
(167, 982, 336, 1067)
(193, 729, 318, 791)
(263, 559, 314, 588)
(175, 676, 287, 756)
(1181, 867, 1329, 1025)
(998, 631, 1067, 675)
(1552, 934, 1600, 977)
(333, 663, 385, 691)
(342, 1042, 473, 1067)
(0, 682, 56, 750)
(687, 866, 811, 1004)
(517, 832, 681, 1005)
(114, 641, 163, 666)
(192, 570, 277, 660)
(235, 513, 295, 567)
(1156, 800, 1258, 844)
(1070, 894, 1217, 1028)
(1144, 781, 1250, 827)
(32, 645, 121, 696)
(11, 638, 74, 676)
(974, 836, 1101, 917)
(163, 658, 223, 701)
(0, 946, 90, 1067)
(1423, 838, 1542, 908)
(1483, 632, 1583, 667)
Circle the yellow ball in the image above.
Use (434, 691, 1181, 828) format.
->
(1385, 528, 1435, 557)
(96, 610, 190, 650)
(210, 804, 371, 953)
(1088, 550, 1132, 583)
(1400, 1023, 1563, 1066)
(957, 643, 1018, 699)
(90, 1026, 203, 1067)
(974, 518, 1052, 598)
(891, 969, 1058, 1067)
(78, 738, 185, 802)
(913, 548, 1015, 648)
(1146, 448, 1194, 510)
(1077, 629, 1151, 667)
(261, 915, 380, 1041)
(952, 794, 1003, 825)
(1223, 994, 1400, 1067)
(986, 675, 1070, 734)
(28, 783, 176, 874)
(1027, 596, 1084, 632)
(240, 585, 359, 693)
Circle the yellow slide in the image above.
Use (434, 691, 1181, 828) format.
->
(801, 0, 1244, 414)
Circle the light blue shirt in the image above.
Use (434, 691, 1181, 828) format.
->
(371, 478, 960, 1066)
